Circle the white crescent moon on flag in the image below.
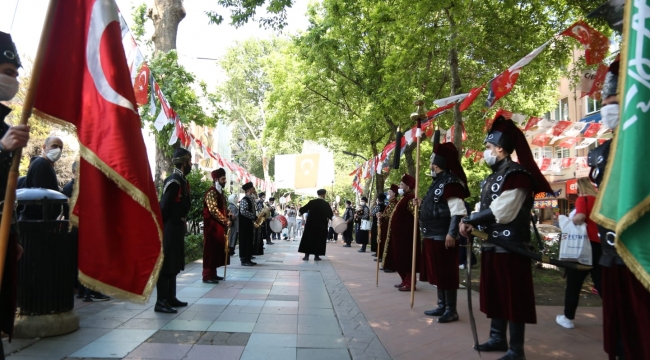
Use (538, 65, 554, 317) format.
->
(87, 0, 136, 114)
(300, 159, 315, 175)
(571, 25, 590, 44)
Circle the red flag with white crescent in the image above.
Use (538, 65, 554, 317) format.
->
(33, 0, 162, 302)
(562, 21, 609, 65)
(459, 84, 485, 112)
(133, 62, 149, 105)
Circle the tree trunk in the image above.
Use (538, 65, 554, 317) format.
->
(447, 8, 464, 160)
(375, 173, 385, 199)
(149, 0, 186, 190)
(150, 0, 186, 52)
(403, 143, 416, 177)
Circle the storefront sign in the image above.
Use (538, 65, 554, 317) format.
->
(535, 200, 558, 208)
(566, 179, 578, 194)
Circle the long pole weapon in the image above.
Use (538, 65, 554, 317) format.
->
(409, 100, 426, 309)
(224, 225, 230, 280)
(375, 221, 381, 287)
(0, 0, 58, 289)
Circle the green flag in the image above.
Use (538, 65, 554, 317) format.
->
(593, 0, 650, 291)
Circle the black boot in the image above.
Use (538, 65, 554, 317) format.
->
(168, 277, 187, 307)
(438, 290, 459, 323)
(475, 319, 509, 352)
(424, 289, 446, 316)
(154, 299, 177, 313)
(498, 322, 526, 360)
(229, 247, 236, 256)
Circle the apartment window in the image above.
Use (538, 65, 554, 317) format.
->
(555, 146, 570, 158)
(586, 97, 601, 114)
(533, 146, 553, 160)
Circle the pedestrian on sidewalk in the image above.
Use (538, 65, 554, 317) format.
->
(201, 168, 230, 284)
(355, 197, 370, 252)
(342, 200, 354, 247)
(383, 174, 420, 292)
(298, 189, 333, 261)
(156, 148, 193, 314)
(556, 177, 602, 330)
(417, 142, 469, 324)
(286, 205, 297, 240)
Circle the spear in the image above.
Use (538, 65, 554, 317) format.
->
(375, 223, 382, 287)
(223, 226, 230, 280)
(409, 100, 426, 309)
(0, 0, 59, 290)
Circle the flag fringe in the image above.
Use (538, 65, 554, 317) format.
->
(614, 238, 650, 292)
(33, 109, 163, 304)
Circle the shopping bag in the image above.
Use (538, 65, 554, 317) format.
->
(558, 215, 592, 265)
(360, 219, 372, 231)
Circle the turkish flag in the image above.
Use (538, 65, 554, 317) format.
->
(562, 21, 609, 65)
(154, 81, 176, 119)
(583, 123, 602, 138)
(133, 62, 149, 105)
(485, 69, 520, 108)
(465, 149, 476, 159)
(33, 0, 162, 302)
(459, 84, 485, 112)
(561, 158, 576, 169)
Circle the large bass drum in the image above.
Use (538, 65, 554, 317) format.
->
(270, 215, 288, 233)
(332, 216, 347, 234)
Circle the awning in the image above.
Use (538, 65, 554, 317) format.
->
(580, 112, 601, 123)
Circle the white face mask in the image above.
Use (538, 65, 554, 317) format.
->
(398, 188, 404, 196)
(483, 149, 497, 166)
(360, 201, 365, 206)
(46, 148, 62, 162)
(0, 74, 19, 101)
(601, 104, 619, 130)
(386, 194, 391, 199)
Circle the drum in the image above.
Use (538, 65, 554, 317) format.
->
(332, 216, 347, 234)
(270, 215, 288, 233)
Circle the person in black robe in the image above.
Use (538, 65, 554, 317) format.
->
(238, 182, 258, 266)
(370, 194, 386, 255)
(298, 189, 334, 261)
(342, 200, 354, 247)
(155, 148, 192, 314)
(20, 136, 64, 220)
(0, 32, 30, 357)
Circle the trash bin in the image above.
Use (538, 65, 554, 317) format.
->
(13, 188, 78, 338)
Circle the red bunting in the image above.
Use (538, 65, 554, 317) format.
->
(532, 134, 552, 147)
(559, 137, 579, 148)
(133, 63, 150, 105)
(465, 149, 476, 158)
(562, 21, 609, 65)
(524, 116, 543, 131)
(561, 158, 576, 169)
(598, 138, 609, 145)
(583, 123, 602, 138)
(473, 151, 483, 163)
(583, 64, 609, 98)
(551, 121, 572, 136)
(539, 158, 551, 171)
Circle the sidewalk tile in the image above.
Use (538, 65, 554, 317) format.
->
(240, 347, 296, 360)
(297, 348, 350, 360)
(297, 307, 335, 316)
(69, 340, 143, 358)
(264, 300, 298, 308)
(230, 299, 266, 307)
(124, 343, 192, 359)
(145, 330, 203, 344)
(8, 339, 87, 358)
(216, 312, 259, 322)
(162, 319, 212, 331)
(195, 298, 232, 305)
(197, 331, 250, 346)
(246, 333, 297, 348)
(207, 321, 255, 333)
(256, 314, 297, 324)
(184, 345, 245, 360)
(252, 322, 297, 334)
(95, 329, 157, 343)
(297, 334, 347, 349)
(118, 318, 171, 330)
(260, 306, 299, 315)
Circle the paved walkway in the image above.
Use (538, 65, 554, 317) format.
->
(2, 238, 606, 359)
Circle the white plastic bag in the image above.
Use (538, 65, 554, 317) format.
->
(558, 215, 592, 265)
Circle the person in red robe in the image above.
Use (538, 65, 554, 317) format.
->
(383, 174, 420, 291)
(378, 184, 399, 273)
(202, 168, 230, 283)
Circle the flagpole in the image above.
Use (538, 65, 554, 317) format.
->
(0, 0, 59, 289)
(375, 224, 381, 287)
(410, 100, 425, 309)
(224, 226, 230, 280)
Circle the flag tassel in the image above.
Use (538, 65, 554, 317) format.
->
(0, 0, 59, 289)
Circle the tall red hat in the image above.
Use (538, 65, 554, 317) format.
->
(486, 116, 553, 194)
(432, 142, 468, 191)
(211, 168, 226, 179)
(390, 184, 399, 194)
(401, 174, 416, 189)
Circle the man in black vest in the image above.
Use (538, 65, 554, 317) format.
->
(460, 116, 553, 360)
(239, 182, 258, 266)
(417, 142, 469, 323)
(155, 148, 192, 313)
(0, 31, 30, 357)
